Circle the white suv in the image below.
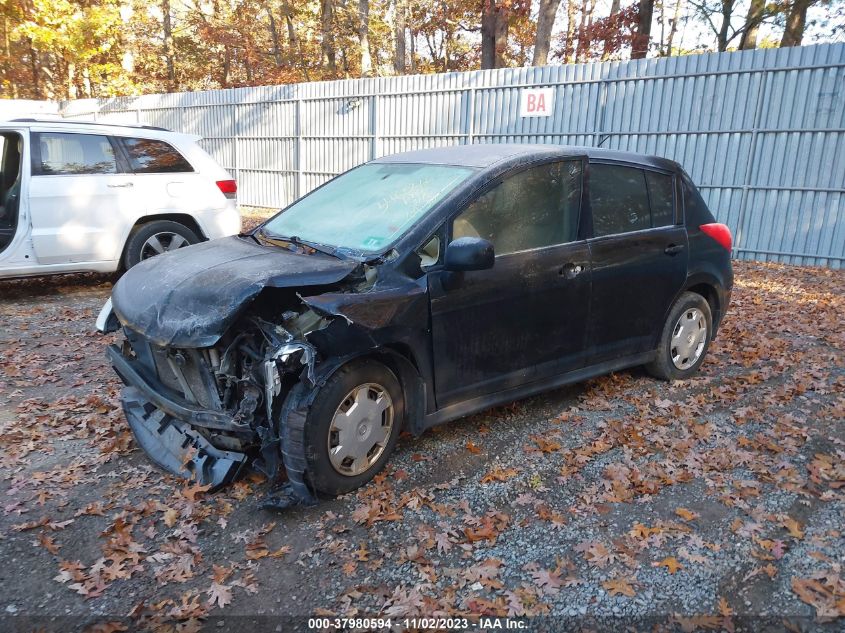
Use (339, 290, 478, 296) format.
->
(0, 118, 240, 278)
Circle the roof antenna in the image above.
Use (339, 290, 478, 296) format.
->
(597, 134, 610, 148)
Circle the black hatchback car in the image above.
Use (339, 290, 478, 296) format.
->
(98, 144, 733, 508)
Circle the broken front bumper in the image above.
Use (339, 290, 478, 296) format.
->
(107, 344, 249, 489)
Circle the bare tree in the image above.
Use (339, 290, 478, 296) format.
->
(533, 0, 562, 66)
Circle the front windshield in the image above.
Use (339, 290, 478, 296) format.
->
(262, 162, 476, 253)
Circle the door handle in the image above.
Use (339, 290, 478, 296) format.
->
(559, 263, 584, 278)
(107, 182, 134, 188)
(664, 243, 685, 255)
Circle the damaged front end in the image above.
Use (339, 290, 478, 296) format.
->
(101, 234, 430, 509)
(100, 236, 375, 507)
(107, 305, 328, 504)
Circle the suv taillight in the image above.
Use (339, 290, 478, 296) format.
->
(700, 223, 732, 253)
(216, 179, 237, 199)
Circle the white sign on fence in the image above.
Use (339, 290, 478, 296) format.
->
(519, 88, 554, 117)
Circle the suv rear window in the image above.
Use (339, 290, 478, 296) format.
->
(121, 138, 193, 173)
(35, 133, 117, 175)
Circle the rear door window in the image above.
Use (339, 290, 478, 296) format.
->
(645, 170, 676, 227)
(34, 133, 118, 175)
(120, 138, 194, 173)
(452, 160, 583, 255)
(589, 164, 651, 237)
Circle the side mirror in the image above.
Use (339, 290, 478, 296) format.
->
(444, 237, 495, 272)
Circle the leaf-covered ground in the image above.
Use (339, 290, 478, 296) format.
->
(1, 260, 843, 632)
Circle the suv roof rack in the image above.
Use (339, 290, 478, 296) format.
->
(9, 117, 171, 132)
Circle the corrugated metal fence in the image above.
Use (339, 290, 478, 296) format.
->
(58, 43, 845, 268)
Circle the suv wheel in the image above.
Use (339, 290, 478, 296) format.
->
(646, 291, 713, 381)
(304, 359, 403, 495)
(124, 220, 199, 269)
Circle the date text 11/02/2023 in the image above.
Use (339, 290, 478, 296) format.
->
(307, 617, 528, 629)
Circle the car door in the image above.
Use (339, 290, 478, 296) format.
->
(585, 162, 688, 363)
(429, 159, 591, 408)
(28, 131, 142, 264)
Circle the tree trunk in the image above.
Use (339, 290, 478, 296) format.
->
(716, 0, 734, 52)
(563, 0, 576, 62)
(162, 0, 176, 90)
(267, 8, 282, 66)
(781, 0, 812, 47)
(409, 26, 417, 72)
(632, 0, 654, 59)
(576, 0, 588, 61)
(481, 0, 508, 69)
(281, 0, 309, 80)
(739, 0, 764, 49)
(664, 0, 682, 55)
(321, 0, 337, 73)
(358, 0, 373, 76)
(393, 0, 406, 74)
(533, 0, 562, 66)
(481, 0, 496, 69)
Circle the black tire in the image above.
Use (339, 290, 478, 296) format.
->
(123, 220, 199, 269)
(304, 359, 403, 496)
(646, 291, 713, 381)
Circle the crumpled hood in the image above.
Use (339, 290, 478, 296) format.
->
(111, 235, 357, 348)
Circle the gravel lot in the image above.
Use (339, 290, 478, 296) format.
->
(0, 258, 843, 632)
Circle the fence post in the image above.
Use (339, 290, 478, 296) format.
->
(370, 94, 379, 160)
(232, 105, 239, 189)
(734, 69, 770, 257)
(594, 79, 609, 147)
(295, 96, 303, 201)
(466, 87, 476, 145)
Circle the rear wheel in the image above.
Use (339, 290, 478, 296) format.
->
(304, 359, 403, 496)
(123, 220, 199, 269)
(646, 291, 713, 381)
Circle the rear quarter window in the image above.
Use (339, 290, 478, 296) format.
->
(681, 174, 717, 226)
(121, 138, 194, 173)
(645, 170, 676, 227)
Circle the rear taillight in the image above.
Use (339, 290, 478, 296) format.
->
(216, 179, 237, 199)
(700, 223, 732, 252)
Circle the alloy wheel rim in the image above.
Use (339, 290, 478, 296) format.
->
(670, 308, 707, 370)
(328, 383, 394, 477)
(140, 232, 190, 260)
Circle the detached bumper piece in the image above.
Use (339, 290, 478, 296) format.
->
(108, 344, 249, 489)
(122, 388, 247, 489)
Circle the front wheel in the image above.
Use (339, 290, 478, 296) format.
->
(123, 220, 199, 269)
(304, 359, 403, 496)
(646, 291, 713, 381)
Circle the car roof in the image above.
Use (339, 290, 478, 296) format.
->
(0, 118, 200, 142)
(374, 143, 680, 172)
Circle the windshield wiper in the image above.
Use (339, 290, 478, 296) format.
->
(254, 227, 341, 259)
